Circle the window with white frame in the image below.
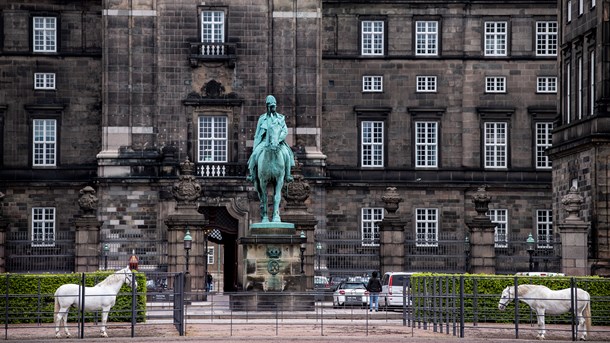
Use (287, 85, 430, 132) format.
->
(590, 50, 595, 115)
(33, 119, 56, 166)
(488, 209, 508, 248)
(201, 10, 225, 55)
(415, 121, 438, 167)
(416, 76, 437, 92)
(485, 77, 506, 93)
(484, 21, 507, 56)
(537, 77, 557, 93)
(536, 21, 558, 56)
(415, 21, 438, 56)
(361, 121, 384, 167)
(536, 122, 553, 169)
(578, 56, 583, 119)
(33, 17, 56, 52)
(567, 0, 572, 22)
(415, 208, 438, 247)
(32, 207, 55, 247)
(566, 62, 571, 124)
(207, 246, 215, 265)
(198, 116, 227, 163)
(361, 20, 384, 56)
(536, 209, 553, 249)
(484, 122, 507, 168)
(34, 73, 56, 90)
(579, 0, 584, 15)
(363, 76, 383, 92)
(361, 208, 383, 246)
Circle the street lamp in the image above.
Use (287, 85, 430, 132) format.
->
(315, 242, 322, 273)
(103, 243, 109, 270)
(526, 233, 535, 272)
(184, 228, 193, 273)
(464, 235, 471, 273)
(300, 230, 306, 274)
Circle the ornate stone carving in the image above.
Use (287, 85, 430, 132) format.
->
(283, 160, 310, 206)
(472, 185, 491, 217)
(381, 187, 402, 215)
(77, 186, 98, 215)
(562, 186, 584, 220)
(172, 158, 202, 204)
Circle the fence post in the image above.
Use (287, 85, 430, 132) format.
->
(571, 277, 577, 341)
(459, 276, 464, 338)
(513, 276, 519, 339)
(79, 273, 85, 339)
(131, 271, 137, 338)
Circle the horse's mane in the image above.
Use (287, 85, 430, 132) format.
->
(95, 269, 127, 287)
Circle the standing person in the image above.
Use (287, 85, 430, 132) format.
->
(366, 271, 382, 312)
(206, 272, 213, 292)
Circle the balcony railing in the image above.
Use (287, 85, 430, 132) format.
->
(189, 42, 236, 67)
(196, 162, 246, 178)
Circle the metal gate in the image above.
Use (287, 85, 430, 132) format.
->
(316, 231, 379, 277)
(173, 272, 185, 336)
(5, 231, 75, 272)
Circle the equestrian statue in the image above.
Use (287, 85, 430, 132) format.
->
(246, 95, 295, 223)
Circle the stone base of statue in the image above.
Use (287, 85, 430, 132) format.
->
(234, 221, 313, 311)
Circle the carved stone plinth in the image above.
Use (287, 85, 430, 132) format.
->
(165, 215, 209, 291)
(75, 216, 102, 272)
(466, 186, 496, 274)
(559, 187, 590, 276)
(378, 187, 406, 274)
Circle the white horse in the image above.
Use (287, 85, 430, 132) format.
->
(54, 266, 137, 338)
(498, 284, 591, 341)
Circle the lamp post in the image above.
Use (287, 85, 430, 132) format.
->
(183, 228, 192, 273)
(526, 233, 535, 272)
(464, 235, 471, 273)
(103, 243, 109, 270)
(300, 230, 306, 274)
(316, 242, 322, 273)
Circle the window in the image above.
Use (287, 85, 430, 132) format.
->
(579, 0, 584, 15)
(361, 20, 384, 56)
(578, 56, 583, 119)
(363, 76, 383, 92)
(415, 121, 438, 167)
(32, 207, 55, 247)
(536, 209, 553, 249)
(536, 22, 558, 56)
(415, 208, 438, 247)
(361, 121, 384, 167)
(33, 17, 56, 52)
(590, 51, 595, 115)
(207, 246, 215, 265)
(488, 209, 508, 248)
(566, 62, 571, 124)
(33, 119, 56, 166)
(592, 0, 596, 9)
(198, 116, 227, 163)
(484, 21, 507, 56)
(201, 10, 225, 55)
(536, 122, 553, 169)
(361, 208, 383, 246)
(484, 122, 507, 168)
(567, 0, 572, 23)
(416, 76, 437, 92)
(415, 21, 438, 56)
(537, 77, 557, 93)
(34, 73, 55, 90)
(485, 77, 506, 93)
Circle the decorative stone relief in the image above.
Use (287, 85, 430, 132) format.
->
(472, 185, 491, 217)
(561, 186, 584, 220)
(172, 158, 202, 204)
(381, 187, 402, 215)
(283, 160, 310, 206)
(77, 186, 98, 215)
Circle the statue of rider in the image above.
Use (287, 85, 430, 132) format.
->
(246, 95, 295, 183)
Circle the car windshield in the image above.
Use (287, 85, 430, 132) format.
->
(341, 282, 365, 290)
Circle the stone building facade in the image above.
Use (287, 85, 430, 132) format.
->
(5, 0, 601, 290)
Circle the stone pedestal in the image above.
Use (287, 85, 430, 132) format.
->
(559, 187, 590, 276)
(74, 215, 102, 272)
(378, 187, 406, 274)
(0, 217, 8, 273)
(466, 186, 496, 274)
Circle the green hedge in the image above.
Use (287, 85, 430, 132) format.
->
(410, 273, 610, 325)
(0, 271, 147, 324)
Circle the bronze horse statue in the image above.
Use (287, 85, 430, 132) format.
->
(253, 121, 286, 223)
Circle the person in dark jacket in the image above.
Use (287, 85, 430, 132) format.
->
(366, 271, 382, 312)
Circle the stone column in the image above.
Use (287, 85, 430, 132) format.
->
(74, 186, 102, 272)
(377, 187, 406, 275)
(0, 192, 8, 273)
(466, 186, 496, 274)
(559, 186, 590, 276)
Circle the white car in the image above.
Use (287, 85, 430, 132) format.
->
(381, 272, 414, 307)
(332, 281, 369, 307)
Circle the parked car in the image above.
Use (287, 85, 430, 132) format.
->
(332, 281, 369, 307)
(328, 275, 349, 291)
(380, 272, 414, 307)
(314, 275, 330, 291)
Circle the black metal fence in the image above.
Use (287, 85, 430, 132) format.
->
(5, 231, 74, 273)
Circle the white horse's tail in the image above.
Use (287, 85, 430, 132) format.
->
(585, 300, 592, 333)
(54, 295, 59, 322)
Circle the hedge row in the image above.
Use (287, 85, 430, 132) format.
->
(410, 274, 610, 325)
(0, 271, 147, 324)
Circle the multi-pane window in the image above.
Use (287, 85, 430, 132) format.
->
(207, 246, 215, 265)
(198, 116, 227, 163)
(33, 17, 56, 52)
(488, 209, 508, 248)
(485, 77, 506, 93)
(484, 122, 507, 168)
(415, 121, 438, 167)
(567, 0, 572, 22)
(201, 11, 225, 55)
(536, 22, 558, 56)
(578, 57, 583, 119)
(537, 77, 557, 93)
(415, 21, 438, 56)
(566, 62, 571, 124)
(33, 119, 56, 166)
(484, 22, 507, 56)
(32, 207, 55, 247)
(415, 208, 438, 247)
(361, 208, 383, 246)
(34, 73, 56, 90)
(361, 121, 384, 167)
(579, 0, 584, 15)
(363, 76, 383, 92)
(590, 51, 595, 115)
(361, 20, 384, 56)
(536, 122, 553, 169)
(536, 209, 553, 249)
(416, 76, 437, 92)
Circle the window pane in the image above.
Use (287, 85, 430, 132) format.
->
(198, 116, 227, 162)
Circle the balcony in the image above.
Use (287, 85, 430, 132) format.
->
(189, 42, 236, 68)
(196, 162, 246, 178)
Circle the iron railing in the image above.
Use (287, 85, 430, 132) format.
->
(5, 231, 75, 273)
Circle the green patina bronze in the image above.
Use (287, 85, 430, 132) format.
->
(246, 95, 295, 223)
